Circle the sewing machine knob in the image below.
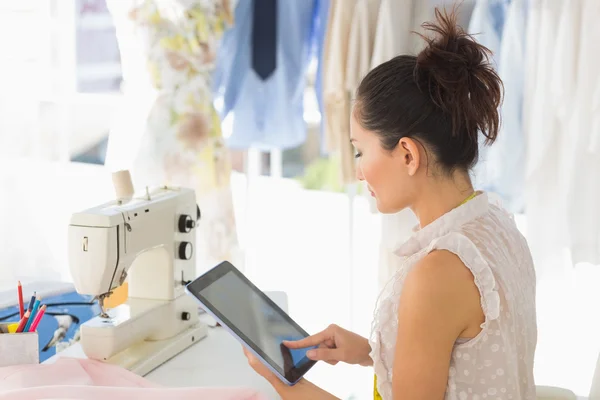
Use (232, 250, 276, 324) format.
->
(178, 242, 193, 260)
(178, 215, 195, 233)
(181, 312, 191, 321)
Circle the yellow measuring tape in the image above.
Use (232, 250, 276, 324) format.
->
(374, 375, 383, 400)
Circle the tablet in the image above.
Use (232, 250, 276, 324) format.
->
(185, 261, 317, 386)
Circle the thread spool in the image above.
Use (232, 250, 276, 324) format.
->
(112, 170, 135, 203)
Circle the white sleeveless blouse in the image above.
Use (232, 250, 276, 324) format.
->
(369, 193, 537, 399)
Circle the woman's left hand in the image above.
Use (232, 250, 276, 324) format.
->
(242, 346, 282, 387)
(242, 347, 340, 400)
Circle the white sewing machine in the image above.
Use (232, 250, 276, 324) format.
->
(68, 170, 207, 376)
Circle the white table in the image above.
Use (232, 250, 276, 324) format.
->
(44, 291, 292, 400)
(146, 320, 278, 398)
(47, 316, 280, 399)
(8, 286, 354, 399)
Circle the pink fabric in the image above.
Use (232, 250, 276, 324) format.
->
(0, 358, 268, 400)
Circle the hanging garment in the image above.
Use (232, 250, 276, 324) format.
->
(106, 0, 240, 274)
(370, 0, 415, 69)
(370, 0, 465, 68)
(313, 0, 331, 155)
(333, 0, 381, 188)
(467, 0, 508, 67)
(321, 0, 358, 184)
(345, 0, 381, 94)
(523, 0, 571, 279)
(592, 74, 600, 155)
(561, 0, 600, 266)
(467, 0, 509, 198)
(482, 0, 527, 213)
(370, 193, 537, 399)
(212, 0, 316, 151)
(345, 0, 381, 214)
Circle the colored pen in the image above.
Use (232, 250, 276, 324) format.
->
(28, 305, 46, 332)
(16, 310, 30, 333)
(17, 281, 24, 319)
(24, 297, 41, 332)
(27, 292, 36, 312)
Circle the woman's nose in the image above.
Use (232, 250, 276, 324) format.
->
(356, 166, 364, 181)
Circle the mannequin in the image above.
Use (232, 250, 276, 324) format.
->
(106, 0, 239, 274)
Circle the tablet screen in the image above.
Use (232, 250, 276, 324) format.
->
(186, 262, 317, 383)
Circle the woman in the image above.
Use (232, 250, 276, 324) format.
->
(244, 7, 537, 400)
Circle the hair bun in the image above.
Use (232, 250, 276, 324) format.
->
(415, 7, 503, 145)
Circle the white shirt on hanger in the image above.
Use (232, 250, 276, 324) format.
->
(345, 0, 381, 94)
(322, 0, 358, 184)
(370, 0, 416, 68)
(561, 0, 600, 266)
(523, 0, 573, 279)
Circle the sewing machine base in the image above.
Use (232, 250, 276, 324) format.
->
(104, 322, 208, 376)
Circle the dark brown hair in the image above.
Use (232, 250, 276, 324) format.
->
(355, 7, 503, 173)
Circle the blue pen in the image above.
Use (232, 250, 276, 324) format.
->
(24, 297, 41, 332)
(27, 292, 36, 312)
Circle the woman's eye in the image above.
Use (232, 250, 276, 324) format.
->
(354, 152, 362, 159)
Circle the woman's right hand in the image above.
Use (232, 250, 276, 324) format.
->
(284, 324, 373, 366)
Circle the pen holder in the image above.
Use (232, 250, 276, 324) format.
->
(0, 322, 39, 367)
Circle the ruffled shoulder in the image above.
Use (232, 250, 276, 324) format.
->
(427, 232, 501, 321)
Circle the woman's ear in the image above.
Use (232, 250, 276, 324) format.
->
(396, 138, 421, 176)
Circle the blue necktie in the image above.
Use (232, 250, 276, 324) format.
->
(252, 0, 277, 80)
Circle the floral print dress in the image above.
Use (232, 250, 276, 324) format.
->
(108, 0, 239, 270)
